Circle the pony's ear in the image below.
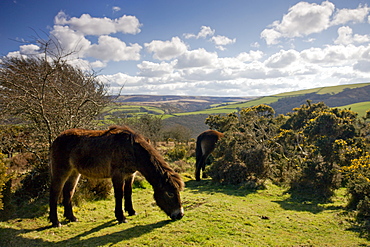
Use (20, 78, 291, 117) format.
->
(129, 133, 135, 145)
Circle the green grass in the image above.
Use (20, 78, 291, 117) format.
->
(338, 101, 370, 118)
(1, 179, 368, 246)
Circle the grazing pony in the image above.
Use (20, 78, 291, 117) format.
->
(49, 125, 184, 227)
(195, 130, 224, 181)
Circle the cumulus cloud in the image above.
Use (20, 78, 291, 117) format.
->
(19, 44, 40, 55)
(86, 35, 141, 61)
(265, 50, 299, 68)
(175, 48, 218, 69)
(138, 61, 174, 77)
(331, 4, 370, 26)
(210, 35, 236, 50)
(261, 2, 370, 45)
(353, 60, 370, 72)
(237, 50, 264, 62)
(261, 1, 335, 45)
(334, 26, 370, 45)
(145, 37, 188, 60)
(184, 26, 215, 39)
(50, 25, 91, 54)
(54, 11, 142, 36)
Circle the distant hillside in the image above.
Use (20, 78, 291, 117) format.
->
(269, 84, 370, 115)
(107, 82, 370, 138)
(115, 95, 255, 113)
(170, 82, 370, 117)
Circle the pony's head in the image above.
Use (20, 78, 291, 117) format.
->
(153, 172, 184, 220)
(120, 125, 185, 220)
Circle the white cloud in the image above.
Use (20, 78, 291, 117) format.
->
(334, 26, 370, 45)
(184, 26, 215, 39)
(112, 6, 121, 12)
(175, 48, 218, 69)
(261, 1, 335, 45)
(54, 11, 142, 36)
(90, 60, 107, 68)
(50, 25, 91, 54)
(353, 60, 370, 72)
(19, 44, 40, 55)
(86, 35, 141, 61)
(237, 50, 264, 62)
(265, 49, 299, 68)
(138, 61, 174, 77)
(331, 4, 370, 26)
(300, 44, 364, 65)
(145, 37, 188, 60)
(210, 35, 236, 50)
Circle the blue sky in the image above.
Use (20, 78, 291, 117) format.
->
(1, 0, 370, 96)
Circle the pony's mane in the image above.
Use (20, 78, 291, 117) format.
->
(110, 125, 184, 191)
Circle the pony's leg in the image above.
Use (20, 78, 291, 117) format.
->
(124, 175, 136, 216)
(49, 175, 65, 227)
(195, 155, 208, 181)
(112, 174, 127, 223)
(62, 170, 81, 222)
(195, 159, 202, 181)
(201, 155, 211, 178)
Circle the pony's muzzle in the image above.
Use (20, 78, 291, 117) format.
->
(171, 207, 184, 220)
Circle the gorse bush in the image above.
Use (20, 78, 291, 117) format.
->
(204, 102, 370, 203)
(165, 144, 190, 161)
(206, 105, 277, 187)
(342, 153, 370, 213)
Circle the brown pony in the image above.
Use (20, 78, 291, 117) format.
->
(195, 130, 224, 181)
(49, 125, 184, 227)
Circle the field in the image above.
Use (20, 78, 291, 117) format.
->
(0, 178, 369, 246)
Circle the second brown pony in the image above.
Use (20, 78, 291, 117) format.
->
(195, 130, 224, 181)
(49, 125, 184, 227)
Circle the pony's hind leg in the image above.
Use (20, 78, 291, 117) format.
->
(195, 156, 207, 181)
(49, 176, 65, 227)
(62, 170, 81, 222)
(124, 174, 136, 216)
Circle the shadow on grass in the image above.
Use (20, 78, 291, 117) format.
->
(185, 179, 256, 197)
(273, 190, 343, 214)
(1, 219, 172, 247)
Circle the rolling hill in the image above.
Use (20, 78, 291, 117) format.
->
(104, 82, 370, 138)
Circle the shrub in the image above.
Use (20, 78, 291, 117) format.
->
(290, 155, 341, 199)
(165, 144, 189, 161)
(14, 153, 50, 203)
(0, 153, 10, 210)
(206, 105, 278, 187)
(342, 153, 370, 213)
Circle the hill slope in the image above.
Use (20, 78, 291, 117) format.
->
(107, 82, 370, 137)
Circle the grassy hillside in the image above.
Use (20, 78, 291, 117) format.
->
(171, 82, 370, 116)
(338, 101, 370, 118)
(99, 82, 370, 137)
(0, 179, 368, 246)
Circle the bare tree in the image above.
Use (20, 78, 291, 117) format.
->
(0, 41, 110, 147)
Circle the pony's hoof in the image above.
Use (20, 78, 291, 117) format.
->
(118, 219, 128, 224)
(51, 222, 62, 227)
(127, 210, 137, 216)
(67, 217, 78, 222)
